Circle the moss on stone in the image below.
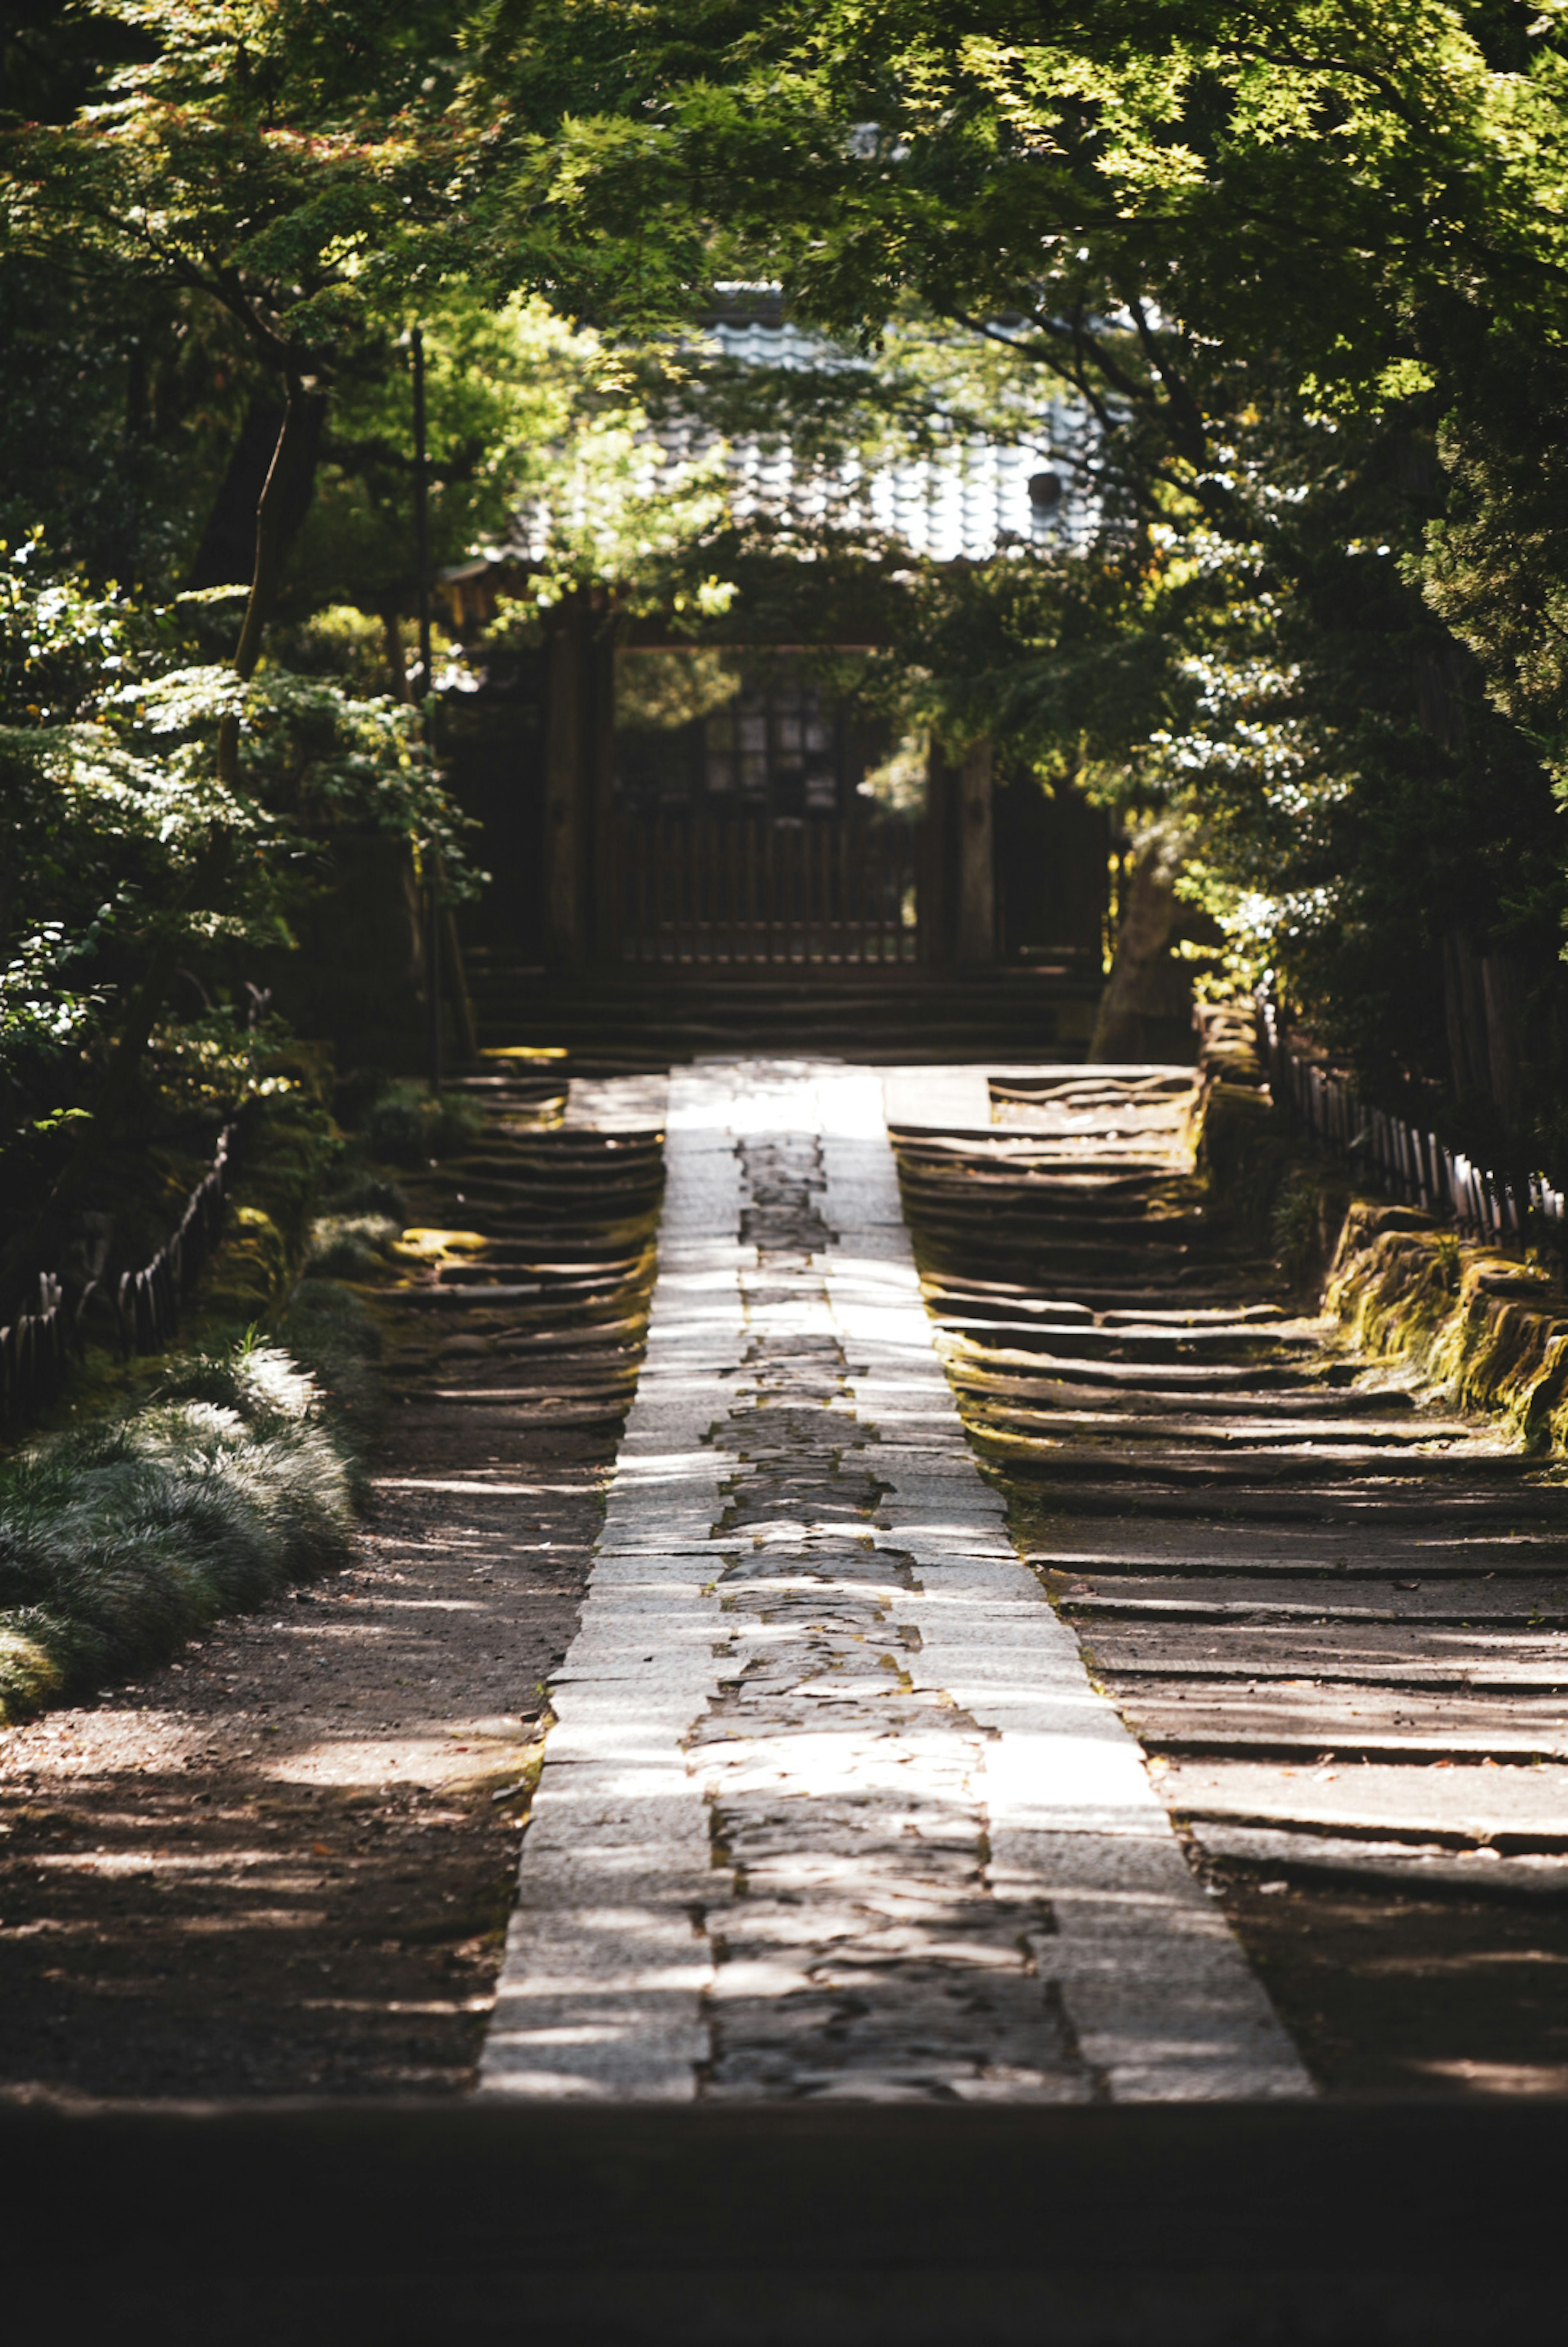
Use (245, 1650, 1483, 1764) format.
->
(1192, 999, 1568, 1458)
(0, 1625, 64, 1718)
(1328, 1214, 1568, 1454)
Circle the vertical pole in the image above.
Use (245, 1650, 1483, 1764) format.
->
(590, 611, 619, 962)
(956, 738, 996, 966)
(917, 740, 958, 966)
(544, 599, 586, 965)
(413, 325, 441, 1094)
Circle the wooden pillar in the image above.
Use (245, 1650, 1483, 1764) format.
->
(918, 741, 958, 965)
(956, 738, 996, 966)
(589, 610, 619, 962)
(544, 596, 589, 966)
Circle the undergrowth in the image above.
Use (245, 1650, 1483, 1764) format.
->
(305, 1211, 402, 1279)
(1271, 1169, 1324, 1287)
(0, 1320, 371, 1726)
(360, 1080, 482, 1167)
(0, 1064, 428, 1727)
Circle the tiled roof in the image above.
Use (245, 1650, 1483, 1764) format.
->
(449, 311, 1096, 580)
(693, 317, 1094, 560)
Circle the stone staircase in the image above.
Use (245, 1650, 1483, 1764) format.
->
(463, 956, 1108, 1072)
(893, 1069, 1568, 1920)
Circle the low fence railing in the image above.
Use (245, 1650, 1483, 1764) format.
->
(0, 1115, 242, 1431)
(1256, 997, 1565, 1242)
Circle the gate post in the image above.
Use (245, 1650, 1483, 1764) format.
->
(956, 738, 996, 966)
(589, 604, 619, 962)
(544, 595, 590, 966)
(918, 741, 957, 964)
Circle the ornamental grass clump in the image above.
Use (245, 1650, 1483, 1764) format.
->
(0, 1339, 357, 1724)
(305, 1211, 401, 1279)
(361, 1081, 483, 1167)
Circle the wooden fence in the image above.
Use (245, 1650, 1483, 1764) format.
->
(613, 811, 918, 966)
(0, 1117, 241, 1432)
(1258, 997, 1565, 1240)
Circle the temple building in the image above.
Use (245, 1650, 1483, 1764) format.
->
(435, 299, 1114, 1052)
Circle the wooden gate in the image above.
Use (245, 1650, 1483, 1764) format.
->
(610, 811, 918, 965)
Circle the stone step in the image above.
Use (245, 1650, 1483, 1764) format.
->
(928, 1290, 1292, 1325)
(1083, 1622, 1568, 1679)
(1027, 1532, 1568, 1575)
(1128, 1682, 1568, 1761)
(1164, 1754, 1568, 1852)
(1051, 1576, 1568, 1623)
(961, 1402, 1486, 1449)
(944, 1347, 1340, 1390)
(976, 1437, 1528, 1485)
(933, 1316, 1318, 1357)
(949, 1369, 1421, 1419)
(1006, 1475, 1568, 1522)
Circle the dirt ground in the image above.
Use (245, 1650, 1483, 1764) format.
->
(0, 1404, 603, 2101)
(1211, 1863, 1568, 2098)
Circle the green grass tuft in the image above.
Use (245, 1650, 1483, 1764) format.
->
(276, 1281, 384, 1479)
(0, 1322, 370, 1726)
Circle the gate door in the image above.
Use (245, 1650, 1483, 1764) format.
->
(612, 810, 917, 966)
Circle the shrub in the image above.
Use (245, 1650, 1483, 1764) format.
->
(276, 1280, 384, 1475)
(360, 1080, 482, 1167)
(305, 1212, 401, 1279)
(0, 1330, 363, 1724)
(321, 1169, 409, 1223)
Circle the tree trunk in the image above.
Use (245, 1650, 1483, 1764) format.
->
(218, 377, 328, 784)
(27, 369, 329, 1285)
(1089, 832, 1194, 1063)
(107, 377, 319, 1114)
(442, 901, 479, 1063)
(189, 387, 325, 593)
(229, 381, 326, 684)
(381, 607, 411, 702)
(956, 740, 996, 965)
(188, 397, 283, 588)
(544, 596, 589, 966)
(1482, 949, 1524, 1129)
(1442, 930, 1491, 1102)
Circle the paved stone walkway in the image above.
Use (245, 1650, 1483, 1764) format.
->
(480, 1061, 1307, 2101)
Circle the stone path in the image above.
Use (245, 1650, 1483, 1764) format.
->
(480, 1060, 1307, 2102)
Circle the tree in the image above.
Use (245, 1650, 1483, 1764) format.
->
(4, 0, 479, 750)
(0, 2, 484, 1182)
(470, 0, 1568, 1155)
(0, 532, 479, 1296)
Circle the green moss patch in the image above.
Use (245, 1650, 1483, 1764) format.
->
(1192, 1002, 1568, 1455)
(1328, 1210, 1568, 1454)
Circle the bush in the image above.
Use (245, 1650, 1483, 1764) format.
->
(321, 1168, 409, 1223)
(154, 1339, 323, 1430)
(305, 1211, 401, 1278)
(0, 1331, 364, 1724)
(360, 1080, 483, 1167)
